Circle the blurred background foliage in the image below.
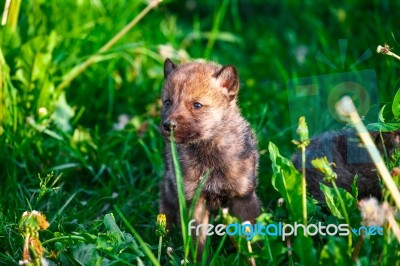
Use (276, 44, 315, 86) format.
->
(1, 0, 400, 264)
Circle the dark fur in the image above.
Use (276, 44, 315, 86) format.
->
(292, 129, 400, 201)
(159, 59, 261, 255)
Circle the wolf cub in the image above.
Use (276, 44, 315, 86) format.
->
(159, 58, 261, 252)
(292, 129, 400, 201)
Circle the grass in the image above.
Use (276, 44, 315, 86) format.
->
(1, 0, 400, 265)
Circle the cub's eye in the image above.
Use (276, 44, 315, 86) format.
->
(163, 100, 171, 107)
(193, 102, 202, 109)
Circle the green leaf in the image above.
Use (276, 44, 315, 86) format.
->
(378, 103, 394, 123)
(14, 31, 57, 113)
(351, 175, 359, 199)
(72, 243, 107, 265)
(121, 232, 141, 255)
(52, 91, 75, 131)
(169, 133, 189, 254)
(367, 122, 400, 132)
(96, 236, 114, 252)
(27, 116, 64, 141)
(81, 233, 97, 242)
(102, 213, 143, 257)
(392, 88, 400, 117)
(103, 213, 124, 244)
(320, 183, 357, 221)
(320, 237, 352, 265)
(320, 184, 343, 219)
(114, 206, 158, 265)
(268, 142, 304, 222)
(294, 234, 318, 265)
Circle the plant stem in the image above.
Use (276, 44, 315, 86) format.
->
(286, 234, 293, 266)
(1, 0, 21, 30)
(204, 0, 229, 59)
(264, 234, 274, 264)
(384, 202, 400, 243)
(42, 235, 86, 245)
(114, 206, 160, 266)
(209, 234, 227, 265)
(157, 236, 163, 263)
(169, 132, 189, 264)
(247, 240, 256, 266)
(56, 0, 163, 92)
(331, 180, 352, 249)
(301, 145, 307, 227)
(377, 44, 400, 62)
(0, 48, 3, 124)
(352, 232, 363, 261)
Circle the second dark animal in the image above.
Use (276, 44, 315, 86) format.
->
(292, 129, 400, 201)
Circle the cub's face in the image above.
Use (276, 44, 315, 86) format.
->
(160, 59, 239, 144)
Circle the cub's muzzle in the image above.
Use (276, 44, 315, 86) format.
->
(162, 120, 177, 132)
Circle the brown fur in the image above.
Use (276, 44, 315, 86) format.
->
(292, 129, 400, 201)
(159, 59, 261, 256)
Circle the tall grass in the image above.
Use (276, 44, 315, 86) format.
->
(168, 132, 190, 264)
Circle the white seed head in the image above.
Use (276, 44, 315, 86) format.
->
(166, 246, 174, 255)
(376, 45, 384, 53)
(359, 197, 386, 226)
(41, 258, 50, 266)
(181, 259, 189, 265)
(19, 260, 29, 265)
(336, 96, 356, 116)
(277, 198, 284, 206)
(242, 220, 251, 226)
(222, 208, 229, 217)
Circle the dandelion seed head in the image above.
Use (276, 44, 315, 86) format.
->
(166, 246, 174, 255)
(19, 260, 29, 265)
(222, 208, 229, 217)
(277, 198, 284, 207)
(359, 197, 386, 227)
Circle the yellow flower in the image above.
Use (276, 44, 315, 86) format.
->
(156, 214, 168, 237)
(311, 156, 337, 182)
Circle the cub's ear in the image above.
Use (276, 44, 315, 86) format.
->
(164, 58, 177, 78)
(212, 65, 239, 100)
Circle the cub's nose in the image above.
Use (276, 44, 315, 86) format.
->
(163, 120, 177, 131)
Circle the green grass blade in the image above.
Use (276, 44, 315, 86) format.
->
(204, 0, 230, 59)
(114, 205, 160, 266)
(169, 132, 190, 262)
(50, 191, 80, 224)
(209, 233, 228, 266)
